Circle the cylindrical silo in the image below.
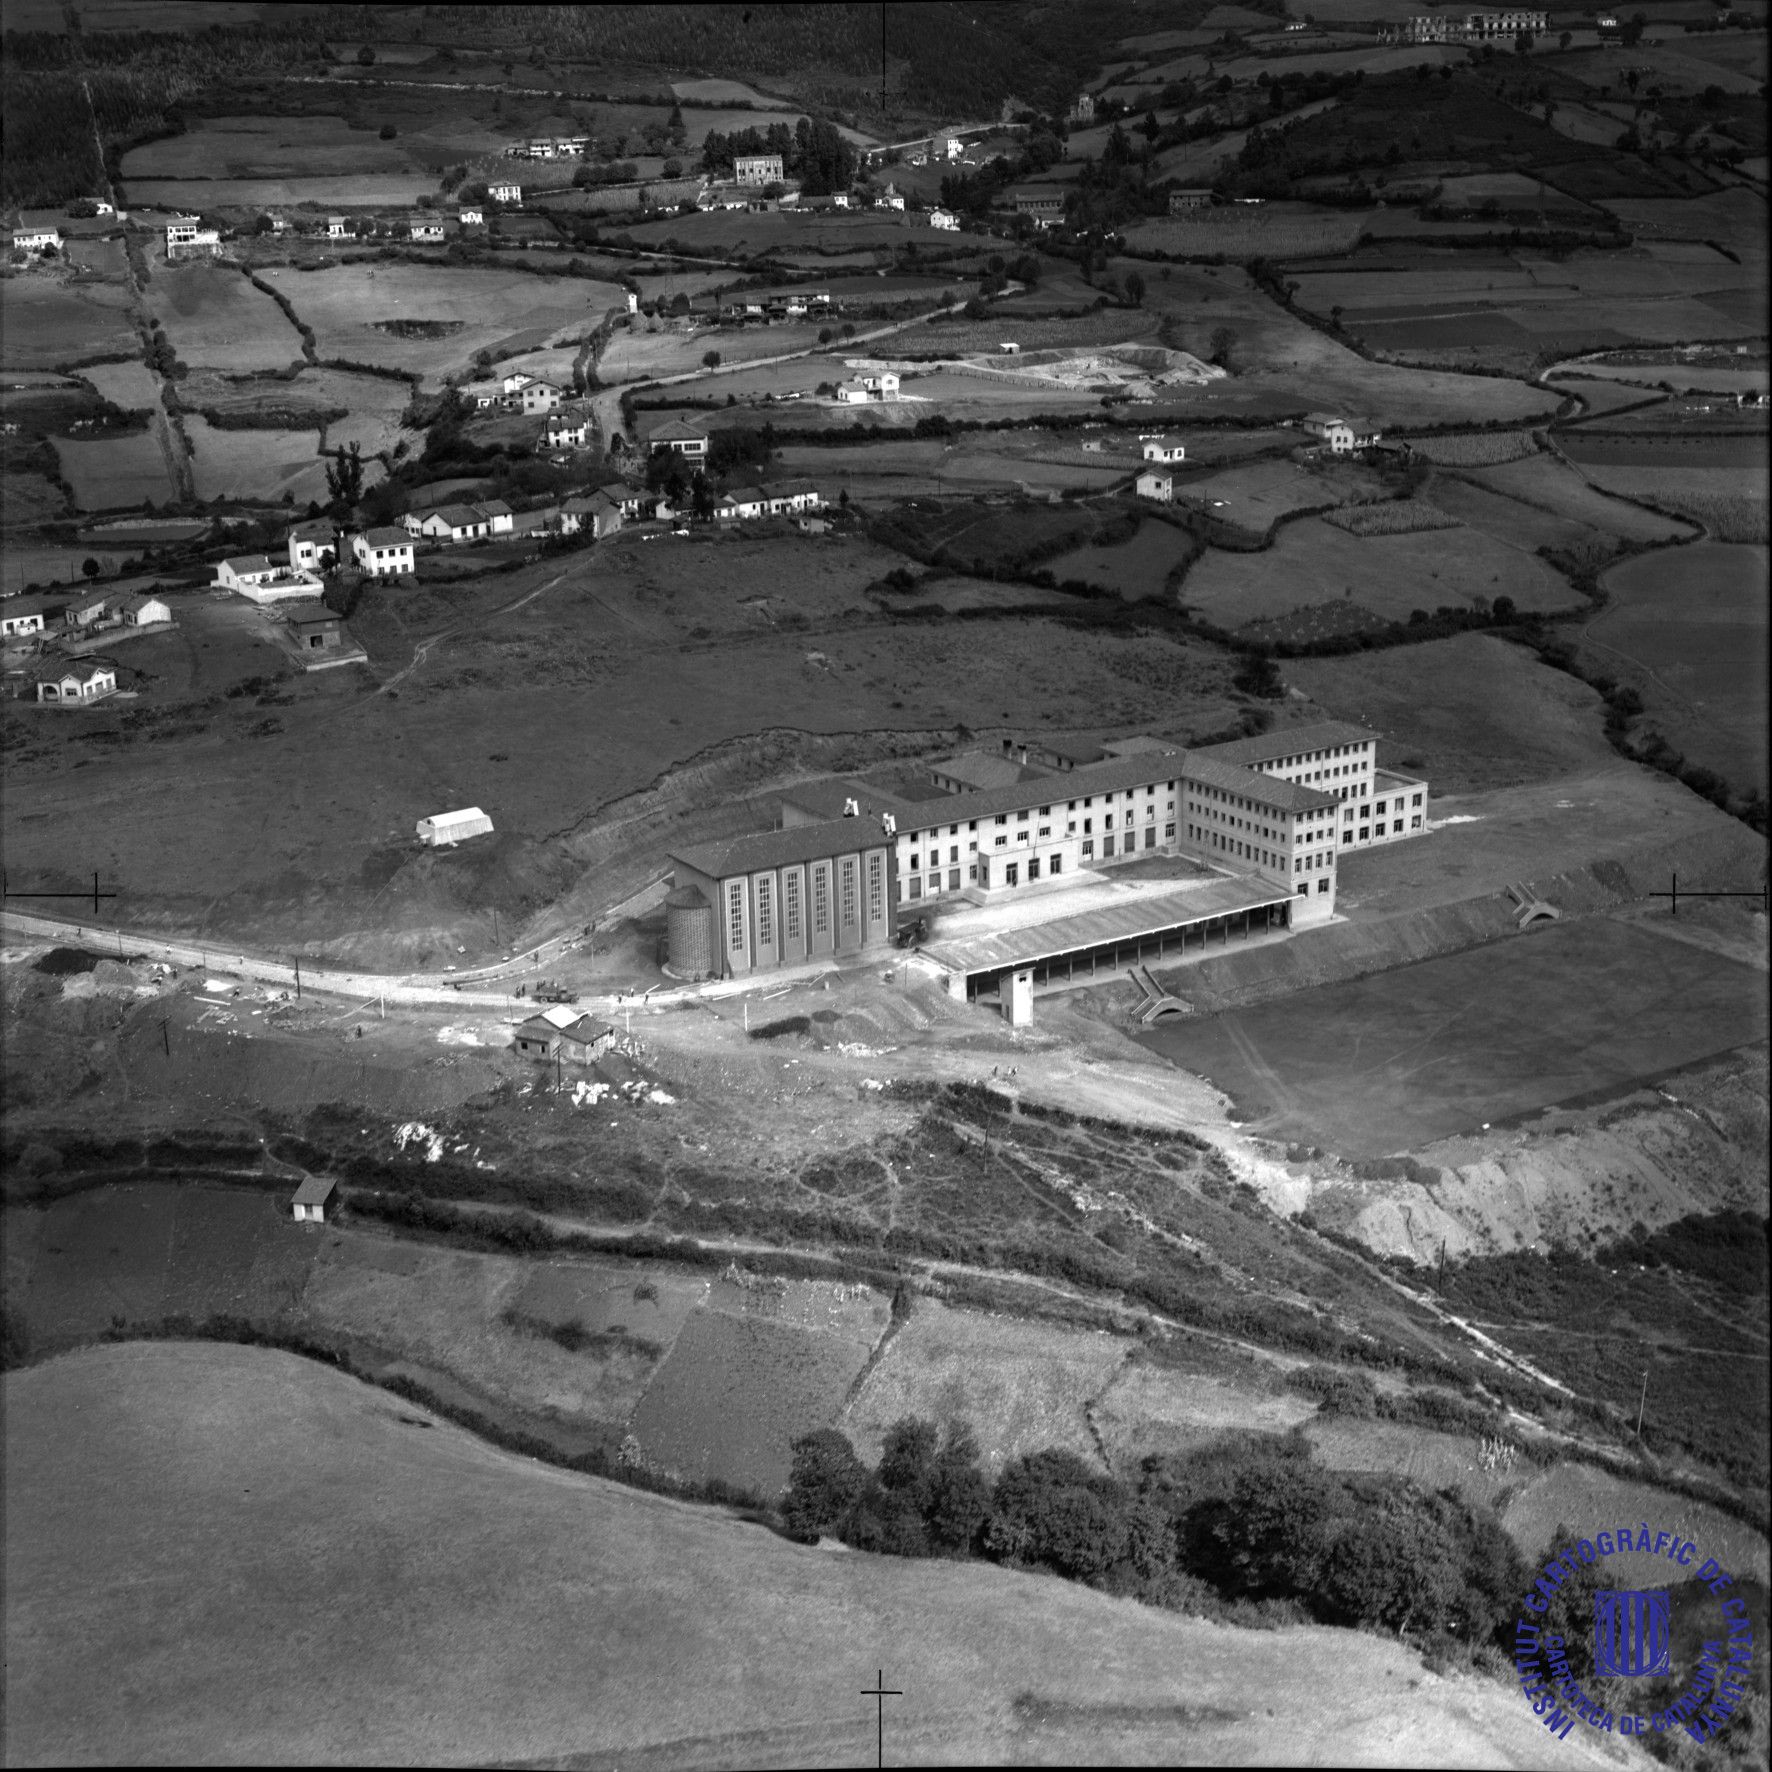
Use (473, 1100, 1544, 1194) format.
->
(665, 885, 715, 979)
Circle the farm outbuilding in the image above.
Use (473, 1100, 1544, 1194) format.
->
(1135, 470, 1173, 502)
(417, 807, 494, 847)
(291, 1175, 336, 1223)
(283, 600, 345, 654)
(117, 594, 172, 626)
(513, 1006, 616, 1063)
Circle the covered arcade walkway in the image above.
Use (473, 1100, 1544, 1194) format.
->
(920, 875, 1297, 1001)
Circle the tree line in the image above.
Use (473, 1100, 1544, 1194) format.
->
(785, 1415, 1526, 1656)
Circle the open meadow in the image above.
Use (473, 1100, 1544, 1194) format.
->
(251, 262, 620, 385)
(0, 278, 139, 371)
(1044, 516, 1194, 600)
(1583, 542, 1769, 794)
(153, 261, 306, 372)
(52, 430, 176, 511)
(120, 114, 441, 181)
(124, 174, 442, 210)
(1141, 914, 1769, 1160)
(1556, 433, 1769, 542)
(182, 415, 338, 505)
(1180, 514, 1582, 629)
(2, 1340, 1630, 1768)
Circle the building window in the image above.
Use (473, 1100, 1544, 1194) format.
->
(1412, 792, 1423, 806)
(1038, 826, 1050, 838)
(1103, 834, 1116, 857)
(1164, 822, 1175, 839)
(1359, 827, 1369, 841)
(785, 870, 801, 942)
(868, 853, 884, 923)
(1027, 856, 1041, 880)
(948, 867, 960, 891)
(1374, 801, 1386, 816)
(1393, 820, 1403, 834)
(910, 852, 920, 870)
(1411, 816, 1421, 829)
(756, 876, 773, 947)
(813, 866, 830, 935)
(1082, 839, 1094, 858)
(727, 883, 745, 953)
(949, 846, 959, 863)
(994, 834, 1007, 848)
(1317, 877, 1330, 893)
(1297, 884, 1309, 898)
(907, 877, 921, 899)
(1049, 855, 1061, 875)
(1005, 862, 1019, 886)
(840, 858, 857, 926)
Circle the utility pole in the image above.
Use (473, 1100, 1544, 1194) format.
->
(1636, 1369, 1649, 1440)
(1437, 1238, 1447, 1293)
(161, 1018, 170, 1057)
(294, 956, 302, 999)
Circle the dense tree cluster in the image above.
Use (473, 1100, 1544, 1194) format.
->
(700, 117, 855, 196)
(784, 1418, 1526, 1652)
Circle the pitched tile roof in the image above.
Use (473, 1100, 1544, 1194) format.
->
(222, 554, 275, 573)
(650, 417, 709, 442)
(1191, 721, 1379, 768)
(671, 818, 890, 881)
(1180, 755, 1338, 813)
(359, 526, 412, 546)
(892, 748, 1186, 833)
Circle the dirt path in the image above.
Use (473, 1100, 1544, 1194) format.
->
(376, 565, 575, 695)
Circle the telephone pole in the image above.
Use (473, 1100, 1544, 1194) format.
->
(1636, 1369, 1649, 1440)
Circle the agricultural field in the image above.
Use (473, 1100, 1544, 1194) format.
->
(1553, 357, 1769, 397)
(602, 318, 833, 383)
(1420, 472, 1611, 555)
(77, 360, 163, 410)
(124, 175, 442, 210)
(1043, 516, 1194, 599)
(183, 415, 338, 505)
(629, 1298, 879, 1493)
(1402, 431, 1538, 467)
(1178, 456, 1391, 536)
(1320, 499, 1460, 537)
(1583, 542, 1769, 794)
(1141, 916, 1769, 1160)
(1466, 453, 1697, 543)
(1181, 513, 1581, 629)
(840, 1298, 1129, 1473)
(119, 114, 437, 181)
(3, 1342, 1616, 1769)
(52, 430, 176, 511)
(0, 475, 70, 530)
(153, 262, 306, 372)
(251, 262, 620, 386)
(1125, 206, 1366, 261)
(0, 278, 140, 371)
(619, 210, 954, 258)
(0, 546, 157, 596)
(1598, 188, 1769, 254)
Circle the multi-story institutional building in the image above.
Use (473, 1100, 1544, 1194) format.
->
(734, 154, 785, 186)
(665, 724, 1430, 985)
(1402, 10, 1547, 40)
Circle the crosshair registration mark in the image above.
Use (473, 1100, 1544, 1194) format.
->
(860, 1669, 901, 1768)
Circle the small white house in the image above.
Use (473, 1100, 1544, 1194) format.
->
(291, 1175, 336, 1223)
(0, 602, 50, 639)
(458, 205, 485, 227)
(352, 527, 415, 577)
(545, 409, 594, 449)
(1141, 437, 1186, 464)
(501, 371, 535, 394)
(477, 500, 515, 535)
(286, 518, 337, 575)
(215, 554, 282, 591)
(34, 659, 117, 704)
(999, 341, 1021, 355)
(417, 807, 495, 847)
(878, 184, 906, 211)
(928, 207, 960, 231)
(12, 226, 62, 255)
(219, 555, 323, 601)
(326, 215, 348, 239)
(117, 593, 172, 626)
(165, 216, 221, 257)
(516, 381, 563, 414)
(1135, 469, 1173, 502)
(410, 217, 444, 243)
(489, 182, 522, 204)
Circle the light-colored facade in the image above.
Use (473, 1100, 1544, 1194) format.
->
(217, 554, 323, 598)
(13, 226, 62, 254)
(118, 594, 172, 625)
(515, 135, 588, 160)
(489, 182, 522, 204)
(352, 527, 415, 576)
(417, 807, 494, 847)
(34, 660, 117, 704)
(1142, 437, 1185, 463)
(1168, 189, 1213, 213)
(1404, 10, 1546, 39)
(928, 207, 960, 230)
(287, 519, 337, 575)
(1135, 469, 1173, 502)
(733, 154, 785, 186)
(165, 216, 221, 256)
(649, 418, 709, 459)
(0, 603, 49, 639)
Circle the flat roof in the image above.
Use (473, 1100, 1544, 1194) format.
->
(1192, 721, 1378, 768)
(922, 876, 1295, 980)
(671, 817, 889, 882)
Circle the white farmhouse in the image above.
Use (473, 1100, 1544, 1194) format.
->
(489, 182, 522, 204)
(351, 527, 415, 577)
(1141, 437, 1186, 464)
(1135, 469, 1173, 502)
(928, 207, 960, 231)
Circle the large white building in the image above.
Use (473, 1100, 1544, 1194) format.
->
(1404, 10, 1547, 39)
(733, 153, 785, 186)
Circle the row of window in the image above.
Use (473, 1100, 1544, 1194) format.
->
(1293, 877, 1333, 896)
(900, 782, 1181, 856)
(727, 855, 880, 955)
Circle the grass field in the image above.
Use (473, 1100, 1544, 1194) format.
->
(52, 430, 175, 511)
(1181, 514, 1581, 629)
(120, 114, 436, 180)
(1142, 915, 1769, 1159)
(0, 278, 139, 371)
(1468, 454, 1695, 543)
(1043, 517, 1194, 600)
(1178, 456, 1389, 535)
(3, 1341, 1625, 1768)
(125, 174, 442, 209)
(252, 262, 620, 386)
(153, 262, 305, 372)
(1421, 473, 1606, 555)
(1583, 542, 1769, 793)
(182, 414, 342, 505)
(77, 359, 162, 410)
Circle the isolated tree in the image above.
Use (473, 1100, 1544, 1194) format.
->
(356, 44, 375, 66)
(380, 123, 397, 140)
(701, 349, 721, 369)
(81, 557, 100, 579)
(1209, 325, 1238, 370)
(1124, 269, 1146, 306)
(782, 1438, 868, 1542)
(1329, 304, 1344, 329)
(689, 471, 715, 522)
(1558, 29, 1572, 49)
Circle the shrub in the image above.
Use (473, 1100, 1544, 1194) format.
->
(782, 1428, 869, 1540)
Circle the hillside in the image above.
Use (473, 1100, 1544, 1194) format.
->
(3, 1340, 1635, 1769)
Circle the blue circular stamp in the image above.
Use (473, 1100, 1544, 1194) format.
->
(1513, 1523, 1760, 1746)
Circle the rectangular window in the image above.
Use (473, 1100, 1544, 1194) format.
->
(949, 846, 959, 864)
(1049, 855, 1061, 875)
(1017, 829, 1029, 843)
(1103, 834, 1116, 857)
(840, 858, 857, 926)
(785, 870, 801, 941)
(756, 876, 774, 947)
(813, 865, 830, 935)
(1144, 828, 1156, 849)
(1412, 792, 1423, 806)
(994, 834, 1007, 847)
(1298, 884, 1309, 898)
(727, 882, 745, 953)
(1104, 813, 1114, 829)
(1393, 820, 1403, 834)
(868, 853, 884, 924)
(1027, 856, 1041, 880)
(1005, 862, 1019, 886)
(1374, 801, 1386, 816)
(910, 852, 920, 870)
(948, 867, 960, 891)
(1082, 839, 1094, 858)
(907, 877, 921, 899)
(1164, 822, 1175, 839)
(1017, 810, 1028, 822)
(1411, 816, 1421, 829)
(1037, 826, 1050, 838)
(1317, 877, 1330, 894)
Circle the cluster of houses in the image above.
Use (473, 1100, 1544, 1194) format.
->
(3, 586, 176, 704)
(461, 368, 574, 415)
(9, 197, 122, 259)
(835, 370, 901, 404)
